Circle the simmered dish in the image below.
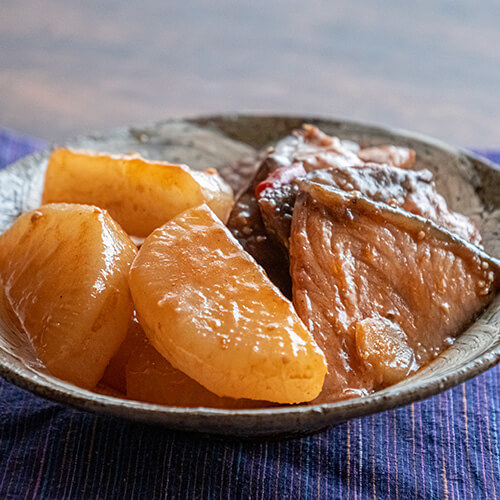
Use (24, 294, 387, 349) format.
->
(0, 204, 136, 388)
(290, 183, 496, 401)
(0, 125, 498, 407)
(129, 204, 326, 404)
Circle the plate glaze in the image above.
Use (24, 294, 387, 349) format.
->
(0, 114, 499, 438)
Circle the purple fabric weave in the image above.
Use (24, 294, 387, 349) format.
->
(0, 128, 499, 499)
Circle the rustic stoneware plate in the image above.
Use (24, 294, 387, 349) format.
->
(0, 115, 499, 438)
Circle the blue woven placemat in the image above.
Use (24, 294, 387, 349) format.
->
(0, 128, 498, 499)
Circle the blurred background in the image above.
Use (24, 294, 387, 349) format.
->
(1, 0, 499, 146)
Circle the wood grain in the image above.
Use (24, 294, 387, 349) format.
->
(1, 0, 499, 146)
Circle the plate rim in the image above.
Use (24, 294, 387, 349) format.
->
(0, 113, 499, 436)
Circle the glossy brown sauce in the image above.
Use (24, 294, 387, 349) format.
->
(2, 125, 498, 408)
(227, 125, 499, 404)
(290, 186, 498, 402)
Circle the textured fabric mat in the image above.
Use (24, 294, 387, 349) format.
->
(0, 128, 499, 499)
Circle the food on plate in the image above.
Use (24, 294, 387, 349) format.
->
(257, 163, 482, 251)
(0, 204, 137, 388)
(100, 316, 145, 394)
(227, 125, 418, 293)
(126, 335, 268, 408)
(100, 315, 269, 407)
(354, 317, 415, 386)
(226, 152, 294, 296)
(256, 163, 305, 252)
(0, 122, 498, 409)
(305, 166, 482, 244)
(129, 204, 327, 404)
(357, 145, 416, 169)
(290, 181, 499, 401)
(94, 382, 125, 398)
(42, 148, 234, 237)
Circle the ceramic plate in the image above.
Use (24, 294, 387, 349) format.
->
(0, 115, 499, 438)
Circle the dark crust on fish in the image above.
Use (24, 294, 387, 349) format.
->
(305, 165, 482, 245)
(299, 180, 497, 271)
(257, 163, 483, 253)
(228, 125, 369, 281)
(226, 157, 292, 296)
(228, 125, 482, 303)
(290, 182, 499, 403)
(258, 183, 298, 250)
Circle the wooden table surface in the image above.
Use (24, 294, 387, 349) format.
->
(1, 0, 499, 147)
